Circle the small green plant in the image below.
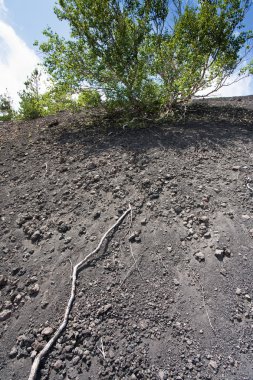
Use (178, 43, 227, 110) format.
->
(0, 92, 14, 121)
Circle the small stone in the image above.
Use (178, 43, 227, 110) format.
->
(173, 279, 180, 286)
(53, 359, 64, 370)
(235, 314, 242, 322)
(245, 294, 251, 302)
(97, 304, 112, 316)
(174, 206, 183, 215)
(31, 230, 42, 243)
(236, 288, 242, 296)
(0, 275, 7, 288)
(29, 283, 40, 296)
(57, 222, 70, 233)
(215, 249, 224, 260)
(0, 309, 11, 321)
(194, 252, 205, 262)
(9, 346, 18, 358)
(93, 211, 101, 219)
(199, 216, 209, 224)
(42, 327, 54, 337)
(242, 214, 251, 220)
(72, 356, 80, 365)
(209, 360, 218, 370)
(140, 218, 147, 225)
(149, 193, 159, 200)
(232, 166, 240, 171)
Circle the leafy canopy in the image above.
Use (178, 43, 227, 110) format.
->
(35, 0, 253, 109)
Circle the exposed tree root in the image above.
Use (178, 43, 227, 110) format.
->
(28, 205, 131, 380)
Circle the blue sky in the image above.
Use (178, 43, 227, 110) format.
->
(0, 0, 253, 107)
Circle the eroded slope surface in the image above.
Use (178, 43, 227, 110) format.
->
(1, 100, 253, 380)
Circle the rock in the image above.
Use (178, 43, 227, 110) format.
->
(9, 346, 18, 358)
(0, 309, 11, 321)
(97, 304, 112, 316)
(215, 249, 224, 260)
(194, 252, 205, 262)
(242, 214, 250, 220)
(149, 192, 159, 200)
(29, 283, 40, 296)
(53, 359, 64, 370)
(209, 360, 218, 370)
(245, 294, 251, 302)
(57, 222, 71, 233)
(174, 206, 183, 215)
(140, 218, 147, 225)
(86, 162, 96, 170)
(232, 166, 240, 171)
(72, 355, 80, 365)
(235, 314, 242, 322)
(173, 279, 180, 286)
(42, 327, 54, 337)
(199, 216, 209, 224)
(0, 275, 7, 288)
(31, 230, 42, 243)
(93, 211, 101, 219)
(236, 288, 242, 296)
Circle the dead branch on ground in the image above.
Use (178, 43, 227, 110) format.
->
(28, 205, 131, 380)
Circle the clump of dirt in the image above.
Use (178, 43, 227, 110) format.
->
(1, 97, 253, 380)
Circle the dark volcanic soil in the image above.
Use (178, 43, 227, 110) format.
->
(1, 97, 253, 380)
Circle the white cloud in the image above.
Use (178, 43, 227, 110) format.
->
(196, 73, 253, 99)
(0, 0, 7, 14)
(213, 75, 253, 97)
(0, 20, 41, 109)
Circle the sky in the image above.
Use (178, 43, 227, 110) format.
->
(0, 0, 253, 109)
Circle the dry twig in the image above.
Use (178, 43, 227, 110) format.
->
(98, 338, 106, 359)
(199, 282, 216, 335)
(28, 205, 131, 380)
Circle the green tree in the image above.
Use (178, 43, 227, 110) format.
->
(77, 89, 101, 108)
(0, 92, 14, 121)
(18, 69, 43, 119)
(36, 0, 253, 110)
(40, 83, 76, 114)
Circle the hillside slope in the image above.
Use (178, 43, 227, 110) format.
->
(1, 97, 253, 380)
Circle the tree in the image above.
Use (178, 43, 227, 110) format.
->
(36, 0, 253, 110)
(18, 69, 43, 119)
(0, 92, 14, 121)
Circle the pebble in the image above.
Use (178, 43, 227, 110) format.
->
(194, 251, 205, 262)
(42, 327, 54, 337)
(0, 275, 7, 288)
(209, 360, 218, 370)
(31, 230, 42, 243)
(215, 249, 224, 260)
(0, 309, 11, 321)
(29, 283, 40, 296)
(236, 288, 242, 295)
(53, 359, 64, 370)
(9, 346, 18, 358)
